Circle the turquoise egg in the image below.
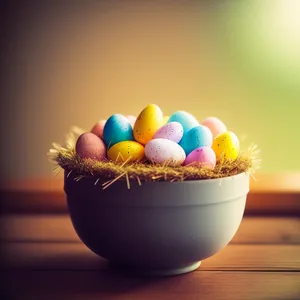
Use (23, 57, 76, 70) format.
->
(103, 114, 133, 148)
(179, 125, 213, 155)
(168, 111, 199, 133)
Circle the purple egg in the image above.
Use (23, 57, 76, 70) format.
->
(153, 122, 184, 143)
(184, 147, 216, 169)
(76, 132, 106, 160)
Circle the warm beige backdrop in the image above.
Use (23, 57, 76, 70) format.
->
(1, 1, 299, 180)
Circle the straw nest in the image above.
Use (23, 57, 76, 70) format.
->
(48, 126, 261, 189)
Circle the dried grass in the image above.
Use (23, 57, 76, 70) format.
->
(48, 126, 261, 187)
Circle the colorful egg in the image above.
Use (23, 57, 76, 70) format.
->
(153, 122, 183, 143)
(145, 138, 186, 166)
(212, 131, 240, 160)
(133, 104, 164, 145)
(75, 132, 106, 160)
(126, 115, 137, 127)
(202, 117, 227, 138)
(103, 114, 133, 148)
(91, 119, 106, 139)
(184, 147, 216, 169)
(107, 141, 144, 162)
(168, 111, 199, 133)
(179, 125, 213, 155)
(163, 116, 170, 125)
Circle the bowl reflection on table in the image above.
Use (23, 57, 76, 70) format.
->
(64, 171, 249, 276)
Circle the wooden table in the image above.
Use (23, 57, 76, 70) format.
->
(1, 214, 299, 300)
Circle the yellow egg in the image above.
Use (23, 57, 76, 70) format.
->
(212, 131, 240, 161)
(163, 116, 170, 125)
(133, 104, 164, 145)
(107, 141, 144, 162)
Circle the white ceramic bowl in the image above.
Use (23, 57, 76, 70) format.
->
(64, 171, 249, 276)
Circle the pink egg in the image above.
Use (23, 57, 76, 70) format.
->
(202, 117, 227, 138)
(91, 119, 106, 139)
(184, 147, 216, 169)
(76, 132, 106, 160)
(153, 122, 183, 143)
(126, 115, 137, 127)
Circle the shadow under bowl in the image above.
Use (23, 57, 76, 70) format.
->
(64, 171, 249, 276)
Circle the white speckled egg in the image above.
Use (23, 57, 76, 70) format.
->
(145, 138, 186, 166)
(153, 122, 183, 143)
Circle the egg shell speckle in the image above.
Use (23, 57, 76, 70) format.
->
(168, 111, 199, 133)
(76, 132, 106, 160)
(179, 125, 213, 156)
(153, 122, 183, 143)
(145, 138, 186, 166)
(212, 131, 240, 161)
(107, 140, 144, 162)
(133, 104, 164, 145)
(91, 119, 106, 139)
(202, 117, 227, 138)
(184, 147, 216, 169)
(103, 114, 133, 148)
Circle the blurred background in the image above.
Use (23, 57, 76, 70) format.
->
(1, 0, 299, 180)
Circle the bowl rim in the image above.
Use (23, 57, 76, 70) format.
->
(65, 171, 250, 207)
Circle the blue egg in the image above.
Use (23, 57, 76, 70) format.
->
(168, 111, 199, 133)
(179, 125, 213, 155)
(103, 114, 133, 148)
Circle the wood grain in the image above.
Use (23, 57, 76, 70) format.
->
(1, 215, 299, 244)
(2, 242, 300, 272)
(1, 215, 299, 300)
(1, 271, 299, 300)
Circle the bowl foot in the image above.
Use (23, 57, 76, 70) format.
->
(110, 261, 201, 277)
(146, 261, 201, 276)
